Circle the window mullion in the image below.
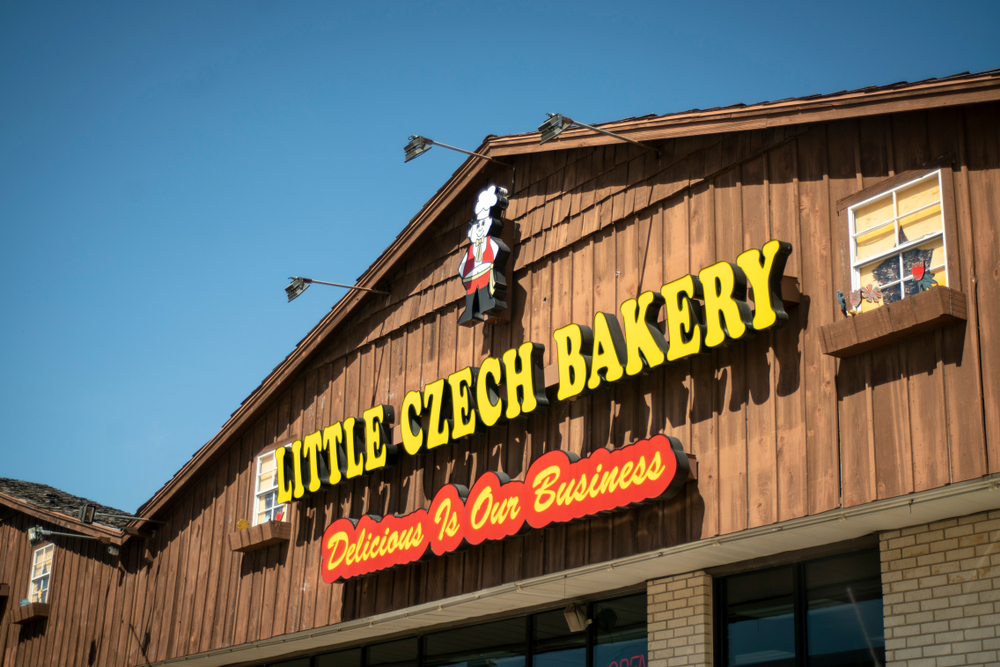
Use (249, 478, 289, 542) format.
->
(794, 564, 807, 667)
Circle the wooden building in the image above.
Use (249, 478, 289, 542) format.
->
(2, 69, 1000, 667)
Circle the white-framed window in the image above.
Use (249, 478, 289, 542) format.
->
(29, 543, 54, 604)
(848, 169, 948, 312)
(254, 450, 286, 525)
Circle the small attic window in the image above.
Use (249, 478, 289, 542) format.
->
(848, 170, 948, 310)
(29, 544, 54, 604)
(254, 450, 286, 526)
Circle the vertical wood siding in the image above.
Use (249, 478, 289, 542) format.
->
(1, 102, 998, 666)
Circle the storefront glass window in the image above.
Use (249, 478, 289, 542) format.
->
(257, 592, 644, 667)
(369, 637, 419, 667)
(805, 552, 884, 667)
(533, 607, 587, 667)
(717, 549, 884, 667)
(315, 647, 362, 667)
(424, 616, 526, 667)
(593, 595, 649, 667)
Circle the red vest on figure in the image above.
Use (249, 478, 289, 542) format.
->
(459, 238, 498, 294)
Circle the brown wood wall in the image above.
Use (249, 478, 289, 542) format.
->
(2, 101, 998, 667)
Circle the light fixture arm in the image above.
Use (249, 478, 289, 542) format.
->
(541, 113, 658, 154)
(297, 278, 388, 295)
(29, 526, 100, 543)
(422, 138, 509, 167)
(405, 135, 510, 168)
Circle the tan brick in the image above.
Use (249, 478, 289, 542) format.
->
(934, 606, 965, 621)
(889, 534, 917, 550)
(951, 640, 983, 653)
(921, 620, 951, 633)
(962, 578, 993, 593)
(919, 552, 948, 567)
(907, 657, 938, 667)
(892, 557, 920, 571)
(959, 533, 989, 548)
(934, 630, 966, 644)
(967, 650, 999, 664)
(895, 646, 924, 660)
(946, 546, 977, 561)
(905, 589, 935, 603)
(923, 643, 954, 657)
(895, 625, 922, 637)
(908, 633, 936, 647)
(931, 537, 961, 553)
(962, 603, 995, 617)
(920, 574, 950, 588)
(985, 637, 1000, 649)
(936, 655, 968, 667)
(894, 602, 921, 615)
(932, 561, 962, 575)
(904, 544, 933, 558)
(930, 518, 960, 530)
(902, 525, 927, 537)
(959, 512, 989, 525)
(975, 542, 1000, 557)
(906, 611, 935, 624)
(892, 579, 921, 592)
(964, 627, 996, 640)
(946, 524, 976, 538)
(905, 565, 933, 579)
(950, 617, 981, 630)
(921, 598, 951, 612)
(972, 518, 1000, 533)
(949, 593, 981, 607)
(917, 529, 946, 544)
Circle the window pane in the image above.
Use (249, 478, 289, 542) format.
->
(594, 595, 647, 667)
(424, 617, 526, 667)
(724, 566, 796, 667)
(533, 608, 587, 667)
(897, 176, 939, 217)
(316, 647, 362, 667)
(806, 551, 884, 667)
(898, 204, 941, 244)
(368, 637, 418, 667)
(854, 224, 896, 263)
(854, 198, 893, 234)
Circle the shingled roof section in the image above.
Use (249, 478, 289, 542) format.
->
(0, 478, 131, 529)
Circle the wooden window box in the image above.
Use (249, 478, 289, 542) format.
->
(819, 287, 966, 358)
(12, 602, 49, 625)
(228, 520, 291, 553)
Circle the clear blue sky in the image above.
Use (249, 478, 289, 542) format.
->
(2, 1, 997, 513)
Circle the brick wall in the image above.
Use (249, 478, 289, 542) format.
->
(647, 571, 712, 667)
(881, 509, 1000, 667)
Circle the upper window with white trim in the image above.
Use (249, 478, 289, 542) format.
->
(29, 543, 54, 604)
(254, 450, 286, 526)
(849, 169, 948, 311)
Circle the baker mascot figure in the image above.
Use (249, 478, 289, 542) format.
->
(458, 185, 510, 326)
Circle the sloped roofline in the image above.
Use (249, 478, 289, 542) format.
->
(135, 69, 1000, 522)
(0, 491, 124, 544)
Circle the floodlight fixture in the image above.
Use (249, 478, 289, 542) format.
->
(77, 504, 162, 525)
(404, 135, 509, 167)
(286, 277, 389, 303)
(537, 113, 657, 154)
(563, 603, 592, 633)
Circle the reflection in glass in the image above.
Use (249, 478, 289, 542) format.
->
(725, 566, 796, 667)
(806, 552, 885, 667)
(534, 608, 587, 667)
(594, 595, 647, 667)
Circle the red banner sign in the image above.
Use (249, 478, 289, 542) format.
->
(321, 435, 688, 582)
